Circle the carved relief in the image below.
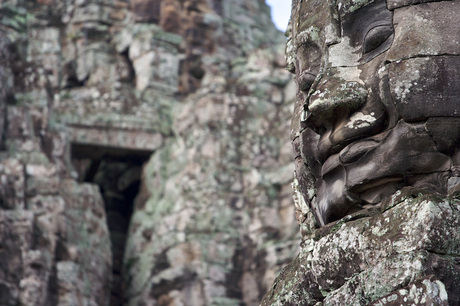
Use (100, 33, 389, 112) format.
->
(289, 0, 460, 227)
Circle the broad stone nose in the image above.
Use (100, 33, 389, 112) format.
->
(307, 76, 368, 122)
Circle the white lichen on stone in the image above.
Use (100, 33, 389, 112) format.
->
(328, 36, 361, 67)
(391, 61, 421, 103)
(435, 280, 449, 301)
(338, 0, 375, 14)
(346, 112, 377, 129)
(372, 225, 388, 237)
(337, 66, 365, 85)
(295, 27, 320, 46)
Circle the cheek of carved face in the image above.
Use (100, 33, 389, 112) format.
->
(386, 1, 460, 157)
(342, 4, 460, 203)
(387, 2, 460, 121)
(389, 56, 460, 121)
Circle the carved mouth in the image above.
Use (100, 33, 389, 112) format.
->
(350, 177, 403, 193)
(321, 138, 380, 177)
(339, 139, 380, 164)
(351, 178, 405, 205)
(320, 137, 404, 205)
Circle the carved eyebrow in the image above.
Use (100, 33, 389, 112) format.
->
(337, 0, 385, 17)
(363, 25, 394, 54)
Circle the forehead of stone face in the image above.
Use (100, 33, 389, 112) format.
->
(386, 1, 460, 61)
(291, 0, 340, 48)
(337, 0, 378, 15)
(327, 0, 393, 67)
(387, 0, 457, 10)
(339, 0, 392, 48)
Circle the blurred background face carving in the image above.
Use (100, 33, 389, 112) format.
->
(288, 0, 460, 226)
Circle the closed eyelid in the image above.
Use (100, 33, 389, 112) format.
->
(292, 28, 323, 53)
(298, 71, 318, 92)
(362, 24, 394, 55)
(364, 24, 394, 39)
(340, 0, 393, 47)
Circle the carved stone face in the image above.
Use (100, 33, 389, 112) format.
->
(289, 0, 460, 226)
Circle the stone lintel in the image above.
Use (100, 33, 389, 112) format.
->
(69, 125, 163, 152)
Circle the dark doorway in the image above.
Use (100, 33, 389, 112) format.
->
(71, 144, 152, 306)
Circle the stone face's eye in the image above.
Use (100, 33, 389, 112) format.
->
(363, 25, 393, 54)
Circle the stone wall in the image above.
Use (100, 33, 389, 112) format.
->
(0, 0, 299, 305)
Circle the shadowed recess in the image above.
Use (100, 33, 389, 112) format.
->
(71, 143, 152, 306)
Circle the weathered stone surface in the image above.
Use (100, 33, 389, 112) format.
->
(69, 125, 164, 151)
(262, 189, 460, 305)
(0, 159, 25, 209)
(0, 210, 35, 304)
(387, 0, 457, 11)
(1, 0, 297, 305)
(386, 2, 460, 60)
(368, 276, 449, 306)
(0, 33, 11, 150)
(389, 56, 460, 121)
(0, 98, 111, 306)
(130, 0, 162, 23)
(124, 51, 298, 304)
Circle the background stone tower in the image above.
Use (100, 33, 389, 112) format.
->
(0, 0, 299, 305)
